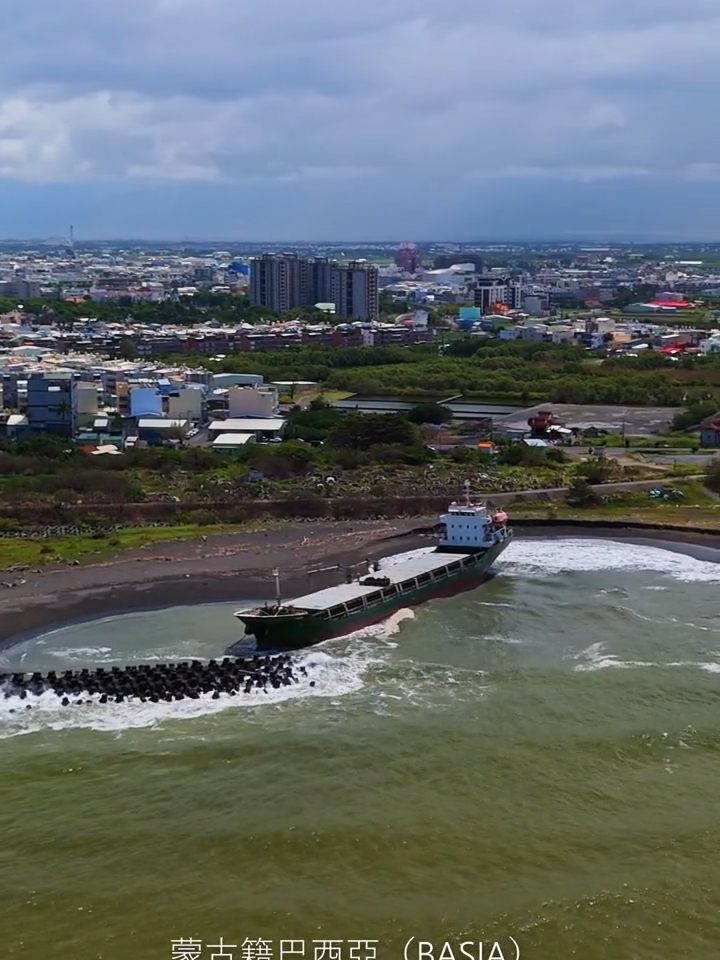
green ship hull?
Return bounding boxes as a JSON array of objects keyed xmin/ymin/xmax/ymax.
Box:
[{"xmin": 237, "ymin": 536, "xmax": 510, "ymax": 649}]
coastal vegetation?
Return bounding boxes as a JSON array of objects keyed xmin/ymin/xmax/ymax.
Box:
[
  {"xmin": 5, "ymin": 286, "xmax": 720, "ymax": 329},
  {"xmin": 169, "ymin": 340, "xmax": 720, "ymax": 406},
  {"xmin": 0, "ymin": 290, "xmax": 420, "ymax": 326},
  {"xmin": 0, "ymin": 416, "xmax": 671, "ymax": 518},
  {"xmin": 0, "ymin": 522, "xmax": 261, "ymax": 567},
  {"xmin": 0, "ymin": 479, "xmax": 715, "ymax": 570},
  {"xmin": 0, "ymin": 410, "xmax": 716, "ymax": 553}
]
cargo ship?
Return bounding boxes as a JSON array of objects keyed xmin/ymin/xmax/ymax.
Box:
[
  {"xmin": 235, "ymin": 487, "xmax": 511, "ymax": 648},
  {"xmin": 234, "ymin": 485, "xmax": 512, "ymax": 648}
]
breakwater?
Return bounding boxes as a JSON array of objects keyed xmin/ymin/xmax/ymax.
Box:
[{"xmin": 0, "ymin": 654, "xmax": 307, "ymax": 706}]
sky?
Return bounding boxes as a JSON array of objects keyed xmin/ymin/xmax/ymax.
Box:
[{"xmin": 1, "ymin": 0, "xmax": 720, "ymax": 241}]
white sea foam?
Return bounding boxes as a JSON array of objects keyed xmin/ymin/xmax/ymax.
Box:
[
  {"xmin": 1, "ymin": 539, "xmax": 716, "ymax": 737},
  {"xmin": 500, "ymin": 538, "xmax": 720, "ymax": 583},
  {"xmin": 47, "ymin": 646, "xmax": 114, "ymax": 660},
  {"xmin": 383, "ymin": 537, "xmax": 720, "ymax": 583},
  {"xmin": 0, "ymin": 609, "xmax": 417, "ymax": 740},
  {"xmin": 570, "ymin": 642, "xmax": 657, "ymax": 672},
  {"xmin": 0, "ymin": 649, "xmax": 370, "ymax": 739},
  {"xmin": 570, "ymin": 641, "xmax": 720, "ymax": 674}
]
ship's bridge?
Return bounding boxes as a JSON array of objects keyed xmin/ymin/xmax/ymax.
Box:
[{"xmin": 439, "ymin": 500, "xmax": 505, "ymax": 549}]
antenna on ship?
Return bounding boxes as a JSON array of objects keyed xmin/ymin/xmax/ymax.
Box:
[
  {"xmin": 272, "ymin": 567, "xmax": 282, "ymax": 606},
  {"xmin": 463, "ymin": 479, "xmax": 472, "ymax": 507}
]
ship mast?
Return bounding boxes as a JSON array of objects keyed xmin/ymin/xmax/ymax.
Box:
[
  {"xmin": 272, "ymin": 567, "xmax": 282, "ymax": 605},
  {"xmin": 463, "ymin": 479, "xmax": 472, "ymax": 507}
]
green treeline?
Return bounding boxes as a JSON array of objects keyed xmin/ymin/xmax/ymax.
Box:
[
  {"xmin": 0, "ymin": 290, "xmax": 412, "ymax": 326},
  {"xmin": 174, "ymin": 341, "xmax": 720, "ymax": 407},
  {"xmin": 0, "ymin": 292, "xmax": 278, "ymax": 326}
]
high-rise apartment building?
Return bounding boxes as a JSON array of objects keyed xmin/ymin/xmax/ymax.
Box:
[
  {"xmin": 310, "ymin": 257, "xmax": 334, "ymax": 305},
  {"xmin": 250, "ymin": 254, "xmax": 379, "ymax": 318},
  {"xmin": 395, "ymin": 243, "xmax": 421, "ymax": 274},
  {"xmin": 331, "ymin": 261, "xmax": 379, "ymax": 319},
  {"xmin": 249, "ymin": 254, "xmax": 302, "ymax": 313}
]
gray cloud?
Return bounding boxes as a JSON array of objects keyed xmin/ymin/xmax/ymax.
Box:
[{"xmin": 0, "ymin": 0, "xmax": 719, "ymax": 235}]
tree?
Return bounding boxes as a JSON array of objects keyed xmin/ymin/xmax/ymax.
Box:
[
  {"xmin": 406, "ymin": 402, "xmax": 453, "ymax": 426},
  {"xmin": 577, "ymin": 457, "xmax": 615, "ymax": 484},
  {"xmin": 118, "ymin": 338, "xmax": 139, "ymax": 360},
  {"xmin": 706, "ymin": 459, "xmax": 720, "ymax": 494},
  {"xmin": 326, "ymin": 413, "xmax": 421, "ymax": 450},
  {"xmin": 566, "ymin": 477, "xmax": 600, "ymax": 506},
  {"xmin": 52, "ymin": 400, "xmax": 73, "ymax": 418},
  {"xmin": 671, "ymin": 402, "xmax": 718, "ymax": 432}
]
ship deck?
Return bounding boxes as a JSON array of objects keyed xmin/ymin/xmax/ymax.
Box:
[{"xmin": 289, "ymin": 550, "xmax": 472, "ymax": 611}]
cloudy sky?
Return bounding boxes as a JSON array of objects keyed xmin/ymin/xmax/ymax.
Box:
[{"xmin": 1, "ymin": 0, "xmax": 719, "ymax": 240}]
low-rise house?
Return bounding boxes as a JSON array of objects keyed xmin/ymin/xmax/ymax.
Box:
[
  {"xmin": 208, "ymin": 417, "xmax": 285, "ymax": 441},
  {"xmin": 136, "ymin": 418, "xmax": 189, "ymax": 444},
  {"xmin": 699, "ymin": 412, "xmax": 720, "ymax": 447},
  {"xmin": 212, "ymin": 433, "xmax": 256, "ymax": 453}
]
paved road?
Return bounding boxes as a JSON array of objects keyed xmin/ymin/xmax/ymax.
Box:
[
  {"xmin": 186, "ymin": 428, "xmax": 210, "ymax": 447},
  {"xmin": 563, "ymin": 447, "xmax": 718, "ymax": 465},
  {"xmin": 637, "ymin": 454, "xmax": 718, "ymax": 466},
  {"xmin": 494, "ymin": 403, "xmax": 681, "ymax": 435}
]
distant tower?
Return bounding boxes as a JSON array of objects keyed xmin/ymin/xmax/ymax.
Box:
[
  {"xmin": 68, "ymin": 225, "xmax": 75, "ymax": 257},
  {"xmin": 395, "ymin": 243, "xmax": 421, "ymax": 274}
]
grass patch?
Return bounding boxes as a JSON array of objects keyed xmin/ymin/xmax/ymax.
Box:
[
  {"xmin": 312, "ymin": 390, "xmax": 355, "ymax": 402},
  {"xmin": 512, "ymin": 480, "xmax": 719, "ymax": 528},
  {"xmin": 0, "ymin": 522, "xmax": 269, "ymax": 570},
  {"xmin": 599, "ymin": 433, "xmax": 701, "ymax": 449}
]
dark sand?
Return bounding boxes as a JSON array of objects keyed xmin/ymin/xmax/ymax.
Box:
[{"xmin": 0, "ymin": 519, "xmax": 717, "ymax": 646}]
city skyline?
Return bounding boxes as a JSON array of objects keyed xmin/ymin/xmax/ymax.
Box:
[{"xmin": 2, "ymin": 0, "xmax": 720, "ymax": 239}]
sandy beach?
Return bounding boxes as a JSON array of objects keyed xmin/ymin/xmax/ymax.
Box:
[{"xmin": 0, "ymin": 518, "xmax": 717, "ymax": 646}]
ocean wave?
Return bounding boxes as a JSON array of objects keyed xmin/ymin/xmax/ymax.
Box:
[
  {"xmin": 0, "ymin": 609, "xmax": 417, "ymax": 740},
  {"xmin": 500, "ymin": 538, "xmax": 720, "ymax": 583},
  {"xmin": 569, "ymin": 641, "xmax": 720, "ymax": 673},
  {"xmin": 0, "ymin": 649, "xmax": 369, "ymax": 739}
]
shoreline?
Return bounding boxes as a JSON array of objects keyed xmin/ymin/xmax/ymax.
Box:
[{"xmin": 0, "ymin": 519, "xmax": 717, "ymax": 649}]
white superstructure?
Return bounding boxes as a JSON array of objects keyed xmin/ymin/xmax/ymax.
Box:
[{"xmin": 439, "ymin": 482, "xmax": 509, "ymax": 550}]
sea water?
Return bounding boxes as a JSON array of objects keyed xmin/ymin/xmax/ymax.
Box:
[{"xmin": 0, "ymin": 538, "xmax": 718, "ymax": 960}]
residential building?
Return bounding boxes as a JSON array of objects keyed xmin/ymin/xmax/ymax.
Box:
[
  {"xmin": 699, "ymin": 412, "xmax": 720, "ymax": 448},
  {"xmin": 211, "ymin": 373, "xmax": 264, "ymax": 389},
  {"xmin": 395, "ymin": 243, "xmax": 422, "ymax": 274},
  {"xmin": 136, "ymin": 418, "xmax": 189, "ymax": 444},
  {"xmin": 331, "ymin": 261, "xmax": 379, "ymax": 319},
  {"xmin": 75, "ymin": 382, "xmax": 99, "ymax": 428},
  {"xmin": 166, "ymin": 385, "xmax": 204, "ymax": 422},
  {"xmin": 208, "ymin": 417, "xmax": 285, "ymax": 441},
  {"xmin": 212, "ymin": 433, "xmax": 256, "ymax": 453},
  {"xmin": 522, "ymin": 296, "xmax": 545, "ymax": 317},
  {"xmin": 250, "ymin": 254, "xmax": 303, "ymax": 313},
  {"xmin": 249, "ymin": 254, "xmax": 331, "ymax": 312},
  {"xmin": 310, "ymin": 258, "xmax": 334, "ymax": 305},
  {"xmin": 473, "ymin": 276, "xmax": 523, "ymax": 313},
  {"xmin": 699, "ymin": 333, "xmax": 720, "ymax": 354},
  {"xmin": 250, "ymin": 254, "xmax": 378, "ymax": 318},
  {"xmin": 129, "ymin": 386, "xmax": 163, "ymax": 418},
  {"xmin": 227, "ymin": 385, "xmax": 279, "ymax": 419},
  {"xmin": 26, "ymin": 372, "xmax": 78, "ymax": 438}
]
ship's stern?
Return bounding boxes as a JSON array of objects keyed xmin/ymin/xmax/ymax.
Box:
[{"xmin": 234, "ymin": 609, "xmax": 318, "ymax": 648}]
